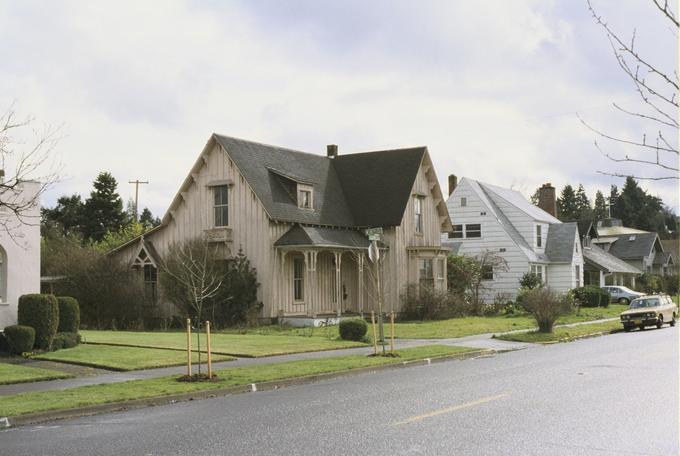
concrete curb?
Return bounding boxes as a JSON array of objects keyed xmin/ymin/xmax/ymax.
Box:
[{"xmin": 5, "ymin": 349, "xmax": 495, "ymax": 427}]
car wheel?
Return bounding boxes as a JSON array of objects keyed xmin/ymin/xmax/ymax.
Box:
[
  {"xmin": 639, "ymin": 325, "xmax": 645, "ymax": 331},
  {"xmin": 623, "ymin": 325, "xmax": 632, "ymax": 332},
  {"xmin": 619, "ymin": 298, "xmax": 629, "ymax": 305},
  {"xmin": 656, "ymin": 315, "xmax": 663, "ymax": 329},
  {"xmin": 671, "ymin": 313, "xmax": 676, "ymax": 327}
]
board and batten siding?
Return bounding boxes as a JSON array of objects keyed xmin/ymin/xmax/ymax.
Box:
[{"xmin": 445, "ymin": 178, "xmax": 529, "ymax": 302}]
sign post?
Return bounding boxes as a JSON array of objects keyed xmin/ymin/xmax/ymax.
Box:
[{"xmin": 366, "ymin": 228, "xmax": 386, "ymax": 355}]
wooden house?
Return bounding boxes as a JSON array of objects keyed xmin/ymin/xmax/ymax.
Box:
[{"xmin": 111, "ymin": 135, "xmax": 452, "ymax": 324}]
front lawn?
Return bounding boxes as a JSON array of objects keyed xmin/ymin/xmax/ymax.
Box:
[
  {"xmin": 80, "ymin": 330, "xmax": 366, "ymax": 357},
  {"xmin": 393, "ymin": 304, "xmax": 628, "ymax": 339},
  {"xmin": 495, "ymin": 320, "xmax": 623, "ymax": 344},
  {"xmin": 0, "ymin": 345, "xmax": 477, "ymax": 417},
  {"xmin": 32, "ymin": 345, "xmax": 235, "ymax": 371},
  {"xmin": 0, "ymin": 362, "xmax": 73, "ymax": 385}
]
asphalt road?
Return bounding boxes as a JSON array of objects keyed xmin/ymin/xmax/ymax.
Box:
[{"xmin": 2, "ymin": 327, "xmax": 678, "ymax": 456}]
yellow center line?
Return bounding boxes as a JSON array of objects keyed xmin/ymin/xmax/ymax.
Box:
[{"xmin": 392, "ymin": 393, "xmax": 509, "ymax": 426}]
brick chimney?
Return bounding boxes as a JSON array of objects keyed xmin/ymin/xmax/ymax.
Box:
[
  {"xmin": 448, "ymin": 174, "xmax": 458, "ymax": 196},
  {"xmin": 537, "ymin": 183, "xmax": 557, "ymax": 217},
  {"xmin": 326, "ymin": 144, "xmax": 338, "ymax": 159}
]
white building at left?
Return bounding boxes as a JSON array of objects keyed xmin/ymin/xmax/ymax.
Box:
[{"xmin": 0, "ymin": 180, "xmax": 41, "ymax": 328}]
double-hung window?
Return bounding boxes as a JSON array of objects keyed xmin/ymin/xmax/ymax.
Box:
[
  {"xmin": 213, "ymin": 185, "xmax": 229, "ymax": 227},
  {"xmin": 449, "ymin": 224, "xmax": 463, "ymax": 239},
  {"xmin": 297, "ymin": 184, "xmax": 313, "ymax": 209},
  {"xmin": 293, "ymin": 257, "xmax": 305, "ymax": 301},
  {"xmin": 419, "ymin": 258, "xmax": 434, "ymax": 292},
  {"xmin": 465, "ymin": 224, "xmax": 481, "ymax": 238},
  {"xmin": 536, "ymin": 225, "xmax": 542, "ymax": 248},
  {"xmin": 530, "ymin": 264, "xmax": 546, "ymax": 283},
  {"xmin": 414, "ymin": 196, "xmax": 423, "ymax": 233},
  {"xmin": 143, "ymin": 265, "xmax": 158, "ymax": 304}
]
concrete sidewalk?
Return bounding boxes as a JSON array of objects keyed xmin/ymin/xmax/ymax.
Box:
[{"xmin": 0, "ymin": 317, "xmax": 618, "ymax": 396}]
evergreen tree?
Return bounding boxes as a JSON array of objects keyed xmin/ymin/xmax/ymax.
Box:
[
  {"xmin": 609, "ymin": 185, "xmax": 622, "ymax": 220},
  {"xmin": 593, "ymin": 190, "xmax": 608, "ymax": 220},
  {"xmin": 557, "ymin": 185, "xmax": 578, "ymax": 221},
  {"xmin": 574, "ymin": 184, "xmax": 592, "ymax": 220},
  {"xmin": 529, "ymin": 188, "xmax": 540, "ymax": 206},
  {"xmin": 41, "ymin": 194, "xmax": 85, "ymax": 235},
  {"xmin": 617, "ymin": 177, "xmax": 666, "ymax": 234},
  {"xmin": 139, "ymin": 207, "xmax": 161, "ymax": 229},
  {"xmin": 82, "ymin": 172, "xmax": 127, "ymax": 242}
]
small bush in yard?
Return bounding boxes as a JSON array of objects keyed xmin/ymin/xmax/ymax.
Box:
[
  {"xmin": 339, "ymin": 319, "xmax": 368, "ymax": 341},
  {"xmin": 57, "ymin": 296, "xmax": 80, "ymax": 333},
  {"xmin": 572, "ymin": 286, "xmax": 609, "ymax": 308},
  {"xmin": 521, "ymin": 288, "xmax": 572, "ymax": 333},
  {"xmin": 4, "ymin": 325, "xmax": 36, "ymax": 354},
  {"xmin": 18, "ymin": 294, "xmax": 59, "ymax": 350},
  {"xmin": 0, "ymin": 331, "xmax": 8, "ymax": 353},
  {"xmin": 51, "ymin": 332, "xmax": 81, "ymax": 350}
]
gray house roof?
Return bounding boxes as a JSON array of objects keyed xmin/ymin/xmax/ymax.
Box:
[
  {"xmin": 215, "ymin": 135, "xmax": 432, "ymax": 228},
  {"xmin": 583, "ymin": 244, "xmax": 641, "ymax": 274},
  {"xmin": 545, "ymin": 222, "xmax": 578, "ymax": 263},
  {"xmin": 605, "ymin": 232, "xmax": 661, "ymax": 260},
  {"xmin": 653, "ymin": 251, "xmax": 674, "ymax": 266},
  {"xmin": 478, "ymin": 181, "xmax": 561, "ymax": 224},
  {"xmin": 274, "ymin": 225, "xmax": 370, "ymax": 249}
]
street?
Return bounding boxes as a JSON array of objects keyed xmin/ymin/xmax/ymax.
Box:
[{"xmin": 2, "ymin": 328, "xmax": 678, "ymax": 456}]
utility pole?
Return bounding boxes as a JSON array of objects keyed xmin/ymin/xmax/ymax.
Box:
[{"xmin": 129, "ymin": 179, "xmax": 149, "ymax": 221}]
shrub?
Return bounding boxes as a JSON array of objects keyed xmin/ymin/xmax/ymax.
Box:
[
  {"xmin": 52, "ymin": 332, "xmax": 81, "ymax": 350},
  {"xmin": 4, "ymin": 325, "xmax": 36, "ymax": 354},
  {"xmin": 572, "ymin": 286, "xmax": 609, "ymax": 308},
  {"xmin": 18, "ymin": 294, "xmax": 59, "ymax": 350},
  {"xmin": 521, "ymin": 288, "xmax": 572, "ymax": 333},
  {"xmin": 662, "ymin": 274, "xmax": 679, "ymax": 295},
  {"xmin": 399, "ymin": 285, "xmax": 471, "ymax": 320},
  {"xmin": 636, "ymin": 273, "xmax": 664, "ymax": 294},
  {"xmin": 57, "ymin": 296, "xmax": 80, "ymax": 333},
  {"xmin": 339, "ymin": 319, "xmax": 368, "ymax": 341},
  {"xmin": 519, "ymin": 272, "xmax": 543, "ymax": 290}
]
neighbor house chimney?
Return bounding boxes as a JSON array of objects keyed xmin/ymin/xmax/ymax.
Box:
[
  {"xmin": 537, "ymin": 182, "xmax": 557, "ymax": 217},
  {"xmin": 448, "ymin": 175, "xmax": 458, "ymax": 196},
  {"xmin": 326, "ymin": 144, "xmax": 338, "ymax": 159}
]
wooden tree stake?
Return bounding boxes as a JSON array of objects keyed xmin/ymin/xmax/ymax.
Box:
[
  {"xmin": 371, "ymin": 311, "xmax": 378, "ymax": 355},
  {"xmin": 186, "ymin": 318, "xmax": 192, "ymax": 377},
  {"xmin": 206, "ymin": 320, "xmax": 212, "ymax": 379}
]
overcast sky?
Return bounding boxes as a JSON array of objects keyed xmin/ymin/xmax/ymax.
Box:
[{"xmin": 1, "ymin": 0, "xmax": 677, "ymax": 218}]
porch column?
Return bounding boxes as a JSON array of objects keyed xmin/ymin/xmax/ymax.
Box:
[
  {"xmin": 304, "ymin": 251, "xmax": 317, "ymax": 317},
  {"xmin": 357, "ymin": 252, "xmax": 364, "ymax": 316},
  {"xmin": 278, "ymin": 250, "xmax": 288, "ymax": 317},
  {"xmin": 599, "ymin": 271, "xmax": 605, "ymax": 287},
  {"xmin": 630, "ymin": 275, "xmax": 636, "ymax": 289},
  {"xmin": 334, "ymin": 251, "xmax": 342, "ymax": 316}
]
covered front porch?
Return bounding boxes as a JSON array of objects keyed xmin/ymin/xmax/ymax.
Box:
[
  {"xmin": 272, "ymin": 225, "xmax": 382, "ymax": 320},
  {"xmin": 583, "ymin": 244, "xmax": 641, "ymax": 288}
]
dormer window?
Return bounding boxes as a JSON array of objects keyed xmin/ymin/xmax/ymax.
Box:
[{"xmin": 297, "ymin": 184, "xmax": 313, "ymax": 209}]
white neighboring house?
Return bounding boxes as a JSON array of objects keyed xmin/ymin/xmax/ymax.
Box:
[
  {"xmin": 0, "ymin": 180, "xmax": 41, "ymax": 329},
  {"xmin": 441, "ymin": 176, "xmax": 584, "ymax": 302}
]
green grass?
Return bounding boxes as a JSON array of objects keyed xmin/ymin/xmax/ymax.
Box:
[
  {"xmin": 0, "ymin": 345, "xmax": 477, "ymax": 417},
  {"xmin": 0, "ymin": 362, "xmax": 74, "ymax": 385},
  {"xmin": 495, "ymin": 320, "xmax": 623, "ymax": 344},
  {"xmin": 31, "ymin": 345, "xmax": 235, "ymax": 371},
  {"xmin": 80, "ymin": 330, "xmax": 366, "ymax": 357},
  {"xmin": 393, "ymin": 305, "xmax": 628, "ymax": 339}
]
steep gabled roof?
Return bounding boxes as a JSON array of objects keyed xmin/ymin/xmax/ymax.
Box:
[
  {"xmin": 653, "ymin": 251, "xmax": 674, "ymax": 266},
  {"xmin": 215, "ymin": 134, "xmax": 355, "ymax": 227},
  {"xmin": 606, "ymin": 232, "xmax": 662, "ymax": 259},
  {"xmin": 478, "ymin": 181, "xmax": 560, "ymax": 224},
  {"xmin": 545, "ymin": 222, "xmax": 578, "ymax": 263},
  {"xmin": 583, "ymin": 244, "xmax": 641, "ymax": 274},
  {"xmin": 332, "ymin": 147, "xmax": 427, "ymax": 227}
]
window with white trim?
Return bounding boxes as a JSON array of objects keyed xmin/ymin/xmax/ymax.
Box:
[
  {"xmin": 213, "ymin": 185, "xmax": 229, "ymax": 227},
  {"xmin": 449, "ymin": 225, "xmax": 463, "ymax": 239},
  {"xmin": 419, "ymin": 258, "xmax": 434, "ymax": 292},
  {"xmin": 297, "ymin": 184, "xmax": 313, "ymax": 209},
  {"xmin": 481, "ymin": 265, "xmax": 493, "ymax": 281},
  {"xmin": 414, "ymin": 196, "xmax": 423, "ymax": 233},
  {"xmin": 535, "ymin": 225, "xmax": 542, "ymax": 248},
  {"xmin": 293, "ymin": 257, "xmax": 305, "ymax": 301},
  {"xmin": 465, "ymin": 224, "xmax": 481, "ymax": 238},
  {"xmin": 460, "ymin": 197, "xmax": 467, "ymax": 207},
  {"xmin": 143, "ymin": 264, "xmax": 158, "ymax": 305},
  {"xmin": 530, "ymin": 264, "xmax": 546, "ymax": 283}
]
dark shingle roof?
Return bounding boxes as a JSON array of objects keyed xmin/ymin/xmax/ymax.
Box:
[
  {"xmin": 653, "ymin": 251, "xmax": 673, "ymax": 266},
  {"xmin": 583, "ymin": 244, "xmax": 641, "ymax": 274},
  {"xmin": 606, "ymin": 232, "xmax": 660, "ymax": 259},
  {"xmin": 214, "ymin": 135, "xmax": 426, "ymax": 228},
  {"xmin": 274, "ymin": 225, "xmax": 370, "ymax": 248},
  {"xmin": 332, "ymin": 148, "xmax": 426, "ymax": 227},
  {"xmin": 545, "ymin": 222, "xmax": 577, "ymax": 263}
]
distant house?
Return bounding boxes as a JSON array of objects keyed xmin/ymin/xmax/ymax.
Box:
[
  {"xmin": 111, "ymin": 135, "xmax": 452, "ymax": 324},
  {"xmin": 0, "ymin": 180, "xmax": 41, "ymax": 328},
  {"xmin": 442, "ymin": 178, "xmax": 583, "ymax": 302},
  {"xmin": 577, "ymin": 221, "xmax": 641, "ymax": 287}
]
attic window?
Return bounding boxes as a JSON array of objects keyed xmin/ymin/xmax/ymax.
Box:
[
  {"xmin": 460, "ymin": 197, "xmax": 467, "ymax": 207},
  {"xmin": 297, "ymin": 184, "xmax": 313, "ymax": 210}
]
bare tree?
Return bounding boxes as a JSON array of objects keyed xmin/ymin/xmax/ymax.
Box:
[
  {"xmin": 159, "ymin": 238, "xmax": 223, "ymax": 375},
  {"xmin": 0, "ymin": 105, "xmax": 62, "ymax": 235},
  {"xmin": 580, "ymin": 0, "xmax": 678, "ymax": 180}
]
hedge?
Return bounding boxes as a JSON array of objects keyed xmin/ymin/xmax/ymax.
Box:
[
  {"xmin": 4, "ymin": 325, "xmax": 36, "ymax": 354},
  {"xmin": 57, "ymin": 296, "xmax": 80, "ymax": 333},
  {"xmin": 339, "ymin": 318, "xmax": 368, "ymax": 341},
  {"xmin": 52, "ymin": 332, "xmax": 81, "ymax": 350},
  {"xmin": 573, "ymin": 286, "xmax": 610, "ymax": 308},
  {"xmin": 18, "ymin": 294, "xmax": 59, "ymax": 350}
]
